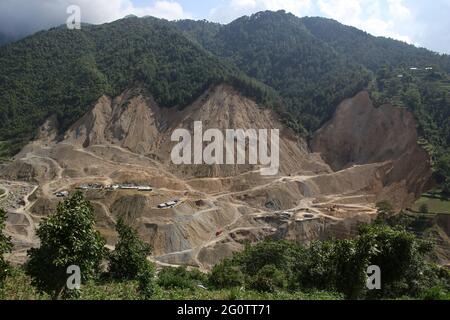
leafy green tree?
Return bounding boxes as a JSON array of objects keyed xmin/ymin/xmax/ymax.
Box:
[
  {"xmin": 0, "ymin": 208, "xmax": 12, "ymax": 286},
  {"xmin": 137, "ymin": 262, "xmax": 156, "ymax": 300},
  {"xmin": 294, "ymin": 241, "xmax": 336, "ymax": 290},
  {"xmin": 208, "ymin": 259, "xmax": 244, "ymax": 289},
  {"xmin": 332, "ymin": 238, "xmax": 373, "ymax": 299},
  {"xmin": 26, "ymin": 192, "xmax": 106, "ymax": 299},
  {"xmin": 109, "ymin": 218, "xmax": 152, "ymax": 280},
  {"xmin": 359, "ymin": 224, "xmax": 432, "ymax": 298},
  {"xmin": 108, "ymin": 218, "xmax": 157, "ymax": 299},
  {"xmin": 293, "ymin": 223, "xmax": 439, "ymax": 299}
]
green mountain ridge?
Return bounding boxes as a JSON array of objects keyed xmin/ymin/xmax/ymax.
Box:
[
  {"xmin": 176, "ymin": 11, "xmax": 371, "ymax": 133},
  {"xmin": 0, "ymin": 16, "xmax": 277, "ymax": 155},
  {"xmin": 175, "ymin": 10, "xmax": 450, "ymax": 191},
  {"xmin": 0, "ymin": 11, "xmax": 449, "ymax": 190}
]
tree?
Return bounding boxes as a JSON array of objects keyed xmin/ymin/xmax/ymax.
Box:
[
  {"xmin": 332, "ymin": 238, "xmax": 372, "ymax": 299},
  {"xmin": 26, "ymin": 192, "xmax": 106, "ymax": 299},
  {"xmin": 109, "ymin": 218, "xmax": 152, "ymax": 280},
  {"xmin": 108, "ymin": 218, "xmax": 157, "ymax": 299},
  {"xmin": 0, "ymin": 208, "xmax": 12, "ymax": 286},
  {"xmin": 137, "ymin": 262, "xmax": 156, "ymax": 300},
  {"xmin": 233, "ymin": 240, "xmax": 301, "ymax": 277},
  {"xmin": 358, "ymin": 224, "xmax": 432, "ymax": 298}
]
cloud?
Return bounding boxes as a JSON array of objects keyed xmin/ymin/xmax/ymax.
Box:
[
  {"xmin": 402, "ymin": 0, "xmax": 450, "ymax": 54},
  {"xmin": 0, "ymin": 0, "xmax": 190, "ymax": 38},
  {"xmin": 317, "ymin": 0, "xmax": 413, "ymax": 43},
  {"xmin": 210, "ymin": 0, "xmax": 311, "ymax": 23},
  {"xmin": 209, "ymin": 0, "xmax": 421, "ymax": 46}
]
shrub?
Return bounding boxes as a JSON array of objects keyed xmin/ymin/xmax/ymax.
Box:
[
  {"xmin": 209, "ymin": 259, "xmax": 245, "ymax": 289},
  {"xmin": 138, "ymin": 262, "xmax": 156, "ymax": 300},
  {"xmin": 420, "ymin": 286, "xmax": 450, "ymax": 300},
  {"xmin": 233, "ymin": 240, "xmax": 302, "ymax": 277},
  {"xmin": 248, "ymin": 265, "xmax": 286, "ymax": 293},
  {"xmin": 158, "ymin": 266, "xmax": 207, "ymax": 290}
]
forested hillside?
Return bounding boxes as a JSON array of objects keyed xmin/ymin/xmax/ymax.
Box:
[
  {"xmin": 177, "ymin": 11, "xmax": 371, "ymax": 134},
  {"xmin": 175, "ymin": 11, "xmax": 450, "ymax": 191},
  {"xmin": 0, "ymin": 16, "xmax": 277, "ymax": 156},
  {"xmin": 0, "ymin": 11, "xmax": 449, "ymax": 190},
  {"xmin": 302, "ymin": 17, "xmax": 450, "ymax": 73}
]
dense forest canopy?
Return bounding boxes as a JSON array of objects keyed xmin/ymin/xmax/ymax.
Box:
[
  {"xmin": 301, "ymin": 17, "xmax": 450, "ymax": 73},
  {"xmin": 0, "ymin": 16, "xmax": 277, "ymax": 155},
  {"xmin": 176, "ymin": 11, "xmax": 372, "ymax": 134},
  {"xmin": 0, "ymin": 11, "xmax": 449, "ymax": 189}
]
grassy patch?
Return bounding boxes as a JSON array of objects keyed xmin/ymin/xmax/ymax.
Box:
[
  {"xmin": 0, "ymin": 269, "xmax": 49, "ymax": 300},
  {"xmin": 412, "ymin": 190, "xmax": 450, "ymax": 214},
  {"xmin": 0, "ymin": 268, "xmax": 343, "ymax": 301}
]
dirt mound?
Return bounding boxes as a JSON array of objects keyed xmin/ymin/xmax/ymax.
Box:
[
  {"xmin": 312, "ymin": 91, "xmax": 432, "ymax": 208},
  {"xmin": 156, "ymin": 85, "xmax": 330, "ymax": 178},
  {"xmin": 65, "ymin": 88, "xmax": 163, "ymax": 154},
  {"xmin": 0, "ymin": 161, "xmax": 38, "ymax": 182}
]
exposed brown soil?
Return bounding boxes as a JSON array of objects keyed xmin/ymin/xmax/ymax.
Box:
[{"xmin": 0, "ymin": 86, "xmax": 436, "ymax": 269}]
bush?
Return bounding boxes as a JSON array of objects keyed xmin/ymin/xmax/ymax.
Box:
[
  {"xmin": 137, "ymin": 263, "xmax": 156, "ymax": 300},
  {"xmin": 294, "ymin": 241, "xmax": 336, "ymax": 291},
  {"xmin": 209, "ymin": 259, "xmax": 245, "ymax": 289},
  {"xmin": 233, "ymin": 241, "xmax": 302, "ymax": 278},
  {"xmin": 158, "ymin": 266, "xmax": 207, "ymax": 290},
  {"xmin": 420, "ymin": 286, "xmax": 450, "ymax": 300},
  {"xmin": 248, "ymin": 265, "xmax": 286, "ymax": 293}
]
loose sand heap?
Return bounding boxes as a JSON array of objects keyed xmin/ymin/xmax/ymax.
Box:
[{"xmin": 0, "ymin": 86, "xmax": 436, "ymax": 270}]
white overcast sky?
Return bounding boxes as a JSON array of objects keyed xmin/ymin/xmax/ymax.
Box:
[{"xmin": 0, "ymin": 0, "xmax": 449, "ymax": 54}]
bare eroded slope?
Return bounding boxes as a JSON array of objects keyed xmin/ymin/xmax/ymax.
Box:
[{"xmin": 1, "ymin": 86, "xmax": 434, "ymax": 268}]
